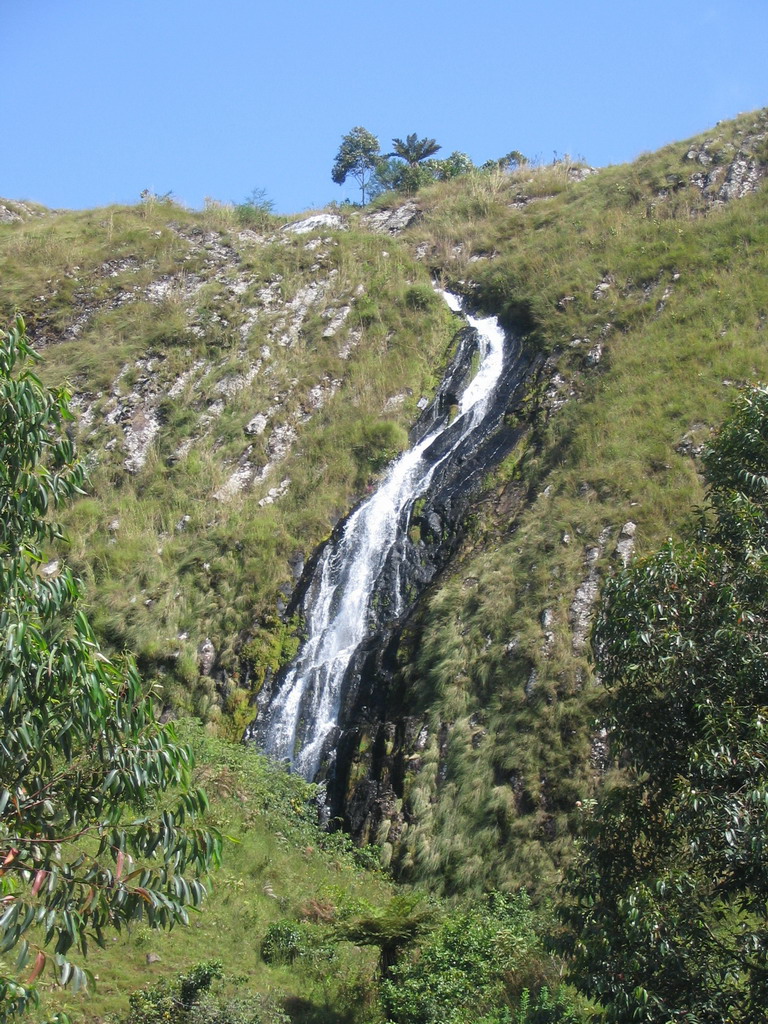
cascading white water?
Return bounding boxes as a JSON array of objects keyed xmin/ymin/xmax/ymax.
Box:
[{"xmin": 261, "ymin": 294, "xmax": 507, "ymax": 779}]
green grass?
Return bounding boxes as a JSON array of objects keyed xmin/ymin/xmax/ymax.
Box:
[
  {"xmin": 333, "ymin": 108, "xmax": 768, "ymax": 894},
  {"xmin": 0, "ymin": 201, "xmax": 458, "ymax": 721},
  {"xmin": 32, "ymin": 723, "xmax": 391, "ymax": 1023}
]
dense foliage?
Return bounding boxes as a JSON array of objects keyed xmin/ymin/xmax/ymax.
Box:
[
  {"xmin": 561, "ymin": 385, "xmax": 768, "ymax": 1022},
  {"xmin": 0, "ymin": 319, "xmax": 220, "ymax": 1017},
  {"xmin": 332, "ymin": 126, "xmax": 475, "ymax": 200},
  {"xmin": 381, "ymin": 893, "xmax": 581, "ymax": 1024},
  {"xmin": 115, "ymin": 959, "xmax": 291, "ymax": 1024}
]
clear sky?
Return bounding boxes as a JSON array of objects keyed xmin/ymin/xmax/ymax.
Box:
[{"xmin": 2, "ymin": 0, "xmax": 767, "ymax": 215}]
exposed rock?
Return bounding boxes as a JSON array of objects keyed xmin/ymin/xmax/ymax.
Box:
[
  {"xmin": 322, "ymin": 305, "xmax": 351, "ymax": 337},
  {"xmin": 0, "ymin": 203, "xmax": 23, "ymax": 223},
  {"xmin": 274, "ymin": 279, "xmax": 331, "ymax": 347},
  {"xmin": 146, "ymin": 275, "xmax": 188, "ymax": 302},
  {"xmin": 590, "ymin": 727, "xmax": 610, "ymax": 772},
  {"xmin": 364, "ymin": 201, "xmax": 419, "ymax": 235},
  {"xmin": 383, "ymin": 391, "xmax": 411, "ymax": 412},
  {"xmin": 258, "ymin": 478, "xmax": 291, "ymax": 507},
  {"xmin": 541, "ymin": 609, "xmax": 555, "ymax": 656},
  {"xmin": 304, "ymin": 377, "xmax": 342, "ymax": 413},
  {"xmin": 338, "ymin": 327, "xmax": 362, "ymax": 360},
  {"xmin": 41, "ymin": 560, "xmax": 60, "ymax": 578},
  {"xmin": 569, "ymin": 527, "xmax": 612, "ymax": 653},
  {"xmin": 283, "ymin": 214, "xmax": 346, "ymax": 235},
  {"xmin": 214, "ymin": 453, "xmax": 257, "ymax": 501},
  {"xmin": 585, "ymin": 343, "xmax": 603, "ymax": 367},
  {"xmin": 108, "ymin": 403, "xmax": 161, "ymax": 474},
  {"xmin": 198, "ymin": 638, "xmax": 216, "ymax": 676},
  {"xmin": 592, "ymin": 276, "xmax": 613, "ymax": 301},
  {"xmin": 213, "ymin": 361, "xmax": 263, "ymax": 399},
  {"xmin": 676, "ymin": 422, "xmax": 711, "ymax": 458},
  {"xmin": 568, "ymin": 166, "xmax": 597, "ymax": 182},
  {"xmin": 237, "ymin": 228, "xmax": 269, "ymax": 245},
  {"xmin": 167, "ymin": 360, "xmax": 207, "ymax": 398},
  {"xmin": 614, "ymin": 521, "xmax": 637, "ymax": 567},
  {"xmin": 509, "ymin": 193, "xmax": 557, "ymax": 210},
  {"xmin": 0, "ymin": 200, "xmax": 41, "ymax": 222},
  {"xmin": 685, "ymin": 121, "xmax": 768, "ymax": 206},
  {"xmin": 543, "ymin": 371, "xmax": 574, "ymax": 414},
  {"xmin": 264, "ymin": 423, "xmax": 297, "ymax": 464},
  {"xmin": 245, "ymin": 413, "xmax": 268, "ymax": 436},
  {"xmin": 717, "ymin": 156, "xmax": 764, "ymax": 201}
]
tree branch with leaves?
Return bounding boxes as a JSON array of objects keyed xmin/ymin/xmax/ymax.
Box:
[{"xmin": 0, "ymin": 318, "xmax": 221, "ymax": 1018}]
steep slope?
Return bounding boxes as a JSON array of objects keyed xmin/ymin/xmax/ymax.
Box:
[
  {"xmin": 2, "ymin": 109, "xmax": 768, "ymax": 898},
  {"xmin": 339, "ymin": 109, "xmax": 768, "ymax": 892},
  {"xmin": 0, "ymin": 199, "xmax": 454, "ymax": 730}
]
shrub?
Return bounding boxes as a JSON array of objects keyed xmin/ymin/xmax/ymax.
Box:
[
  {"xmin": 404, "ymin": 284, "xmax": 437, "ymax": 310},
  {"xmin": 235, "ymin": 188, "xmax": 276, "ymax": 230},
  {"xmin": 353, "ymin": 419, "xmax": 410, "ymax": 477},
  {"xmin": 122, "ymin": 960, "xmax": 223, "ymax": 1024},
  {"xmin": 260, "ymin": 920, "xmax": 311, "ymax": 965}
]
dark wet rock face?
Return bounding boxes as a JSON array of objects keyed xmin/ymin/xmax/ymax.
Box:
[{"xmin": 249, "ymin": 299, "xmax": 537, "ymax": 836}]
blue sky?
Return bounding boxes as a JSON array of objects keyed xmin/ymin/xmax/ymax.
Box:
[{"xmin": 2, "ymin": 0, "xmax": 767, "ymax": 215}]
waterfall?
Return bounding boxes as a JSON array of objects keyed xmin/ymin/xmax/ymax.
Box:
[{"xmin": 255, "ymin": 294, "xmax": 508, "ymax": 780}]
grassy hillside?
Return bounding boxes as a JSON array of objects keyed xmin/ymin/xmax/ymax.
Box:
[
  {"xmin": 27, "ymin": 723, "xmax": 389, "ymax": 1023},
  {"xmin": 340, "ymin": 109, "xmax": 768, "ymax": 893},
  {"xmin": 27, "ymin": 725, "xmax": 576, "ymax": 1024},
  {"xmin": 0, "ymin": 198, "xmax": 455, "ymax": 730},
  {"xmin": 2, "ymin": 108, "xmax": 767, "ymax": 907}
]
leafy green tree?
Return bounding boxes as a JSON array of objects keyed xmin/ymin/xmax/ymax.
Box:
[
  {"xmin": 335, "ymin": 893, "xmax": 434, "ymax": 979},
  {"xmin": 372, "ymin": 148, "xmax": 472, "ymax": 197},
  {"xmin": 0, "ymin": 318, "xmax": 221, "ymax": 1018},
  {"xmin": 432, "ymin": 150, "xmax": 474, "ymax": 180},
  {"xmin": 375, "ymin": 134, "xmax": 443, "ymax": 196},
  {"xmin": 381, "ymin": 893, "xmax": 580, "ymax": 1024},
  {"xmin": 560, "ymin": 385, "xmax": 768, "ymax": 1022},
  {"xmin": 388, "ymin": 133, "xmax": 442, "ymax": 167},
  {"xmin": 331, "ymin": 126, "xmax": 381, "ymax": 204}
]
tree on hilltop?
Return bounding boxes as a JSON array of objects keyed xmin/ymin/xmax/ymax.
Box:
[
  {"xmin": 0, "ymin": 317, "xmax": 221, "ymax": 1017},
  {"xmin": 331, "ymin": 126, "xmax": 381, "ymax": 205},
  {"xmin": 387, "ymin": 133, "xmax": 441, "ymax": 166}
]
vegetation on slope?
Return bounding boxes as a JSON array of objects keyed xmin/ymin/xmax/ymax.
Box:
[
  {"xmin": 29, "ymin": 722, "xmax": 579, "ymax": 1024},
  {"xmin": 3, "ymin": 110, "xmax": 767, "ymax": 905},
  {"xmin": 4, "ymin": 109, "xmax": 768, "ymax": 1023},
  {"xmin": 0, "ymin": 319, "xmax": 219, "ymax": 1019},
  {"xmin": 560, "ymin": 385, "xmax": 768, "ymax": 1023},
  {"xmin": 360, "ymin": 108, "xmax": 768, "ymax": 893},
  {"xmin": 0, "ymin": 197, "xmax": 456, "ymax": 728}
]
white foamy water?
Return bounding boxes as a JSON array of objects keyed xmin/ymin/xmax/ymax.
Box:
[{"xmin": 261, "ymin": 294, "xmax": 507, "ymax": 778}]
